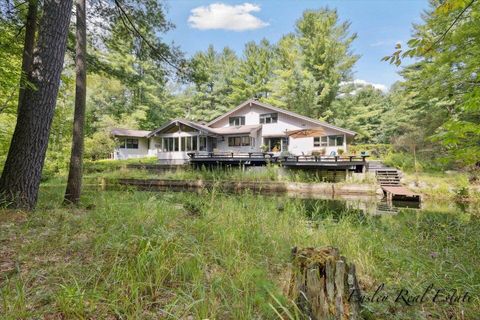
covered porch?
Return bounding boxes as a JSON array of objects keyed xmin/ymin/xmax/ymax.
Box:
[{"xmin": 148, "ymin": 119, "xmax": 220, "ymax": 165}]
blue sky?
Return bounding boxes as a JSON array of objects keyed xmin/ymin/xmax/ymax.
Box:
[{"xmin": 162, "ymin": 0, "xmax": 430, "ymax": 90}]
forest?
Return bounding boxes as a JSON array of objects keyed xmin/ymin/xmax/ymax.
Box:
[
  {"xmin": 1, "ymin": 1, "xmax": 480, "ymax": 318},
  {"xmin": 0, "ymin": 0, "xmax": 479, "ymax": 208}
]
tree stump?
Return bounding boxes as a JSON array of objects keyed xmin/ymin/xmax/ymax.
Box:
[{"xmin": 288, "ymin": 246, "xmax": 362, "ymax": 320}]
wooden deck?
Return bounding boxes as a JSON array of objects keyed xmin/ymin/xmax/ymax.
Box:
[
  {"xmin": 280, "ymin": 155, "xmax": 368, "ymax": 172},
  {"xmin": 187, "ymin": 152, "xmax": 368, "ymax": 171},
  {"xmin": 187, "ymin": 152, "xmax": 275, "ymax": 166},
  {"xmin": 381, "ymin": 186, "xmax": 421, "ymax": 202}
]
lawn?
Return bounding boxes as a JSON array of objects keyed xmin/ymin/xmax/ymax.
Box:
[{"xmin": 1, "ymin": 186, "xmax": 478, "ymax": 319}]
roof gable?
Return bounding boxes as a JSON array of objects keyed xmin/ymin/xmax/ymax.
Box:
[
  {"xmin": 206, "ymin": 99, "xmax": 356, "ymax": 136},
  {"xmin": 148, "ymin": 119, "xmax": 219, "ymax": 137}
]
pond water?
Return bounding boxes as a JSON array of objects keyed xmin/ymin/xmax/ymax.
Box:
[{"xmin": 40, "ymin": 182, "xmax": 477, "ymax": 217}]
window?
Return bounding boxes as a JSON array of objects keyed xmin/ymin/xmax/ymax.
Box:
[
  {"xmin": 228, "ymin": 136, "xmax": 252, "ymax": 147},
  {"xmin": 259, "ymin": 113, "xmax": 278, "ymax": 124},
  {"xmin": 180, "ymin": 136, "xmax": 198, "ymax": 152},
  {"xmin": 313, "ymin": 135, "xmax": 344, "ymax": 147},
  {"xmin": 336, "ymin": 135, "xmax": 344, "ymax": 146},
  {"xmin": 199, "ymin": 136, "xmax": 207, "ymax": 151},
  {"xmin": 229, "ymin": 116, "xmax": 245, "ymax": 126},
  {"xmin": 162, "ymin": 137, "xmax": 179, "ymax": 152},
  {"xmin": 119, "ymin": 138, "xmax": 139, "ymax": 149}
]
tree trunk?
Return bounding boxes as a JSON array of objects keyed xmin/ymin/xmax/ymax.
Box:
[
  {"xmin": 17, "ymin": 0, "xmax": 38, "ymax": 110},
  {"xmin": 0, "ymin": 0, "xmax": 74, "ymax": 210},
  {"xmin": 64, "ymin": 0, "xmax": 87, "ymax": 204}
]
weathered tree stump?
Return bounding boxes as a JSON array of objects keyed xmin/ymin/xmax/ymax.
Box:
[{"xmin": 288, "ymin": 246, "xmax": 362, "ymax": 320}]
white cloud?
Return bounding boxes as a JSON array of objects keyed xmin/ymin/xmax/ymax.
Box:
[
  {"xmin": 188, "ymin": 2, "xmax": 269, "ymax": 31},
  {"xmin": 352, "ymin": 79, "xmax": 388, "ymax": 92},
  {"xmin": 340, "ymin": 79, "xmax": 389, "ymax": 94},
  {"xmin": 370, "ymin": 40, "xmax": 403, "ymax": 47}
]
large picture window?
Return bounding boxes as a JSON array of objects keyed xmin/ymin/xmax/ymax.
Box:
[
  {"xmin": 199, "ymin": 136, "xmax": 207, "ymax": 151},
  {"xmin": 119, "ymin": 138, "xmax": 139, "ymax": 149},
  {"xmin": 228, "ymin": 136, "xmax": 252, "ymax": 147},
  {"xmin": 314, "ymin": 135, "xmax": 344, "ymax": 147},
  {"xmin": 180, "ymin": 136, "xmax": 198, "ymax": 152},
  {"xmin": 229, "ymin": 116, "xmax": 245, "ymax": 126},
  {"xmin": 259, "ymin": 113, "xmax": 278, "ymax": 124},
  {"xmin": 162, "ymin": 137, "xmax": 179, "ymax": 152}
]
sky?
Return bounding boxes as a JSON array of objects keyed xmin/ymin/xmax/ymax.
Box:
[{"xmin": 162, "ymin": 0, "xmax": 430, "ymax": 91}]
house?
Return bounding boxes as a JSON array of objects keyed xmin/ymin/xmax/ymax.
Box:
[{"xmin": 111, "ymin": 99, "xmax": 356, "ymax": 164}]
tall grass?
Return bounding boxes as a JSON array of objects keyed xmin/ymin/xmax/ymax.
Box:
[{"xmin": 1, "ymin": 188, "xmax": 478, "ymax": 319}]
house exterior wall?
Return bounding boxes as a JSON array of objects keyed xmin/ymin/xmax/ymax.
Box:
[
  {"xmin": 113, "ymin": 137, "xmax": 150, "ymax": 160},
  {"xmin": 215, "ymin": 129, "xmax": 262, "ymax": 153},
  {"xmin": 210, "ymin": 104, "xmax": 348, "ymax": 155},
  {"xmin": 288, "ymin": 134, "xmax": 348, "ymax": 156}
]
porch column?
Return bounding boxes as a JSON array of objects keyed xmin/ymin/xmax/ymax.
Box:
[
  {"xmin": 197, "ymin": 134, "xmax": 200, "ymax": 151},
  {"xmin": 343, "ymin": 134, "xmax": 347, "ymax": 153}
]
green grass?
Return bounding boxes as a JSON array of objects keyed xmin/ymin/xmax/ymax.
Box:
[{"xmin": 1, "ymin": 187, "xmax": 479, "ymax": 319}]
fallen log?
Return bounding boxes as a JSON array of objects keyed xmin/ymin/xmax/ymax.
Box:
[{"xmin": 289, "ymin": 246, "xmax": 362, "ymax": 319}]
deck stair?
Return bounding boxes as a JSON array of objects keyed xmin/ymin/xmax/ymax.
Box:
[
  {"xmin": 376, "ymin": 169, "xmax": 401, "ymax": 186},
  {"xmin": 369, "ymin": 161, "xmax": 421, "ymax": 202}
]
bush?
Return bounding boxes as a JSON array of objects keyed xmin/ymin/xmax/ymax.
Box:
[{"xmin": 349, "ymin": 144, "xmax": 392, "ymax": 159}]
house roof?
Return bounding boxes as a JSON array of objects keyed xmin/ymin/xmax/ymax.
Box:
[
  {"xmin": 111, "ymin": 128, "xmax": 151, "ymax": 137},
  {"xmin": 207, "ymin": 99, "xmax": 356, "ymax": 136},
  {"xmin": 211, "ymin": 124, "xmax": 261, "ymax": 135},
  {"xmin": 147, "ymin": 119, "xmax": 219, "ymax": 137}
]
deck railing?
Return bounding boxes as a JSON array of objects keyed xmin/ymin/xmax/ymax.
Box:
[
  {"xmin": 187, "ymin": 152, "xmax": 368, "ymax": 163},
  {"xmin": 187, "ymin": 152, "xmax": 275, "ymax": 159},
  {"xmin": 281, "ymin": 155, "xmax": 368, "ymax": 163}
]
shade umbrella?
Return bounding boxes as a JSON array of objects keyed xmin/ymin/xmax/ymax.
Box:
[{"xmin": 287, "ymin": 127, "xmax": 325, "ymax": 138}]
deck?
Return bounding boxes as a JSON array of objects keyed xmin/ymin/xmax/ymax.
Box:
[
  {"xmin": 374, "ymin": 167, "xmax": 421, "ymax": 202},
  {"xmin": 280, "ymin": 155, "xmax": 368, "ymax": 172},
  {"xmin": 187, "ymin": 152, "xmax": 275, "ymax": 167},
  {"xmin": 187, "ymin": 152, "xmax": 368, "ymax": 170}
]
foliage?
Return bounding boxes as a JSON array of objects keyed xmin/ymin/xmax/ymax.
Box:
[
  {"xmin": 295, "ymin": 9, "xmax": 359, "ymax": 119},
  {"xmin": 349, "ymin": 144, "xmax": 392, "ymax": 159},
  {"xmin": 1, "ymin": 189, "xmax": 478, "ymax": 318},
  {"xmin": 169, "ymin": 7, "xmax": 358, "ymax": 122},
  {"xmin": 383, "ymin": 0, "xmax": 480, "ymax": 168},
  {"xmin": 332, "ymin": 84, "xmax": 387, "ymax": 143}
]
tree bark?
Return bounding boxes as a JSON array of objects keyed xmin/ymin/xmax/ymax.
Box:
[
  {"xmin": 64, "ymin": 0, "xmax": 87, "ymax": 204},
  {"xmin": 289, "ymin": 246, "xmax": 362, "ymax": 320},
  {"xmin": 0, "ymin": 0, "xmax": 74, "ymax": 210},
  {"xmin": 17, "ymin": 0, "xmax": 38, "ymax": 111}
]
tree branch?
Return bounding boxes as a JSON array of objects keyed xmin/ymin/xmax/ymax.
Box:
[
  {"xmin": 425, "ymin": 0, "xmax": 476, "ymax": 53},
  {"xmin": 113, "ymin": 0, "xmax": 184, "ymax": 75}
]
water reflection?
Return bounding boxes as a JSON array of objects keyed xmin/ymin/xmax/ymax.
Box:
[{"xmin": 40, "ymin": 183, "xmax": 474, "ymax": 217}]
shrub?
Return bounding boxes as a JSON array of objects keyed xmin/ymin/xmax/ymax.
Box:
[{"xmin": 349, "ymin": 144, "xmax": 392, "ymax": 159}]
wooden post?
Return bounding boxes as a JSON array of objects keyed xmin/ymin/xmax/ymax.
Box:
[{"xmin": 289, "ymin": 246, "xmax": 362, "ymax": 320}]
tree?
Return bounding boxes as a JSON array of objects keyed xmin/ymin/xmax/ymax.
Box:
[
  {"xmin": 295, "ymin": 9, "xmax": 358, "ymax": 119},
  {"xmin": 188, "ymin": 46, "xmax": 239, "ymax": 120},
  {"xmin": 331, "ymin": 83, "xmax": 387, "ymax": 143},
  {"xmin": 384, "ymin": 0, "xmax": 480, "ymax": 169},
  {"xmin": 64, "ymin": 0, "xmax": 87, "ymax": 204},
  {"xmin": 266, "ymin": 34, "xmax": 318, "ymax": 115},
  {"xmin": 0, "ymin": 0, "xmax": 74, "ymax": 209},
  {"xmin": 230, "ymin": 39, "xmax": 275, "ymax": 104},
  {"xmin": 17, "ymin": 0, "xmax": 38, "ymax": 113}
]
